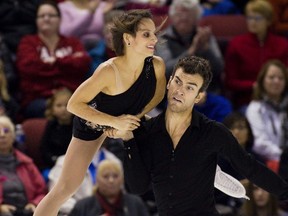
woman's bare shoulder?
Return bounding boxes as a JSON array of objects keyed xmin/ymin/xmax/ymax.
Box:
[{"xmin": 152, "ymin": 55, "xmax": 165, "ymax": 76}]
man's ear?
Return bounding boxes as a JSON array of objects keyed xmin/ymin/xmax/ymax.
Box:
[
  {"xmin": 166, "ymin": 76, "xmax": 172, "ymax": 90},
  {"xmin": 195, "ymin": 92, "xmax": 205, "ymax": 104}
]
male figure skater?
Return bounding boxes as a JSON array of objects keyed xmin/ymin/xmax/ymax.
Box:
[{"xmin": 106, "ymin": 56, "xmax": 288, "ymax": 216}]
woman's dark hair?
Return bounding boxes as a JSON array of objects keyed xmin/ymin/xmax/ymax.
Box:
[
  {"xmin": 252, "ymin": 59, "xmax": 288, "ymax": 100},
  {"xmin": 223, "ymin": 112, "xmax": 254, "ymax": 150},
  {"xmin": 242, "ymin": 181, "xmax": 279, "ymax": 216},
  {"xmin": 36, "ymin": 0, "xmax": 61, "ymax": 18},
  {"xmin": 110, "ymin": 9, "xmax": 153, "ymax": 56},
  {"xmin": 171, "ymin": 56, "xmax": 212, "ymax": 92}
]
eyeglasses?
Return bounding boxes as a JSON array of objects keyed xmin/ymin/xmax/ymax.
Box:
[
  {"xmin": 37, "ymin": 14, "xmax": 59, "ymax": 19},
  {"xmin": 246, "ymin": 15, "xmax": 265, "ymax": 22},
  {"xmin": 0, "ymin": 127, "xmax": 10, "ymax": 134}
]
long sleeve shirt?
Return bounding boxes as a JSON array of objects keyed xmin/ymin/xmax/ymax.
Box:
[
  {"xmin": 123, "ymin": 110, "xmax": 288, "ymax": 216},
  {"xmin": 58, "ymin": 1, "xmax": 107, "ymax": 48},
  {"xmin": 16, "ymin": 34, "xmax": 91, "ymax": 107},
  {"xmin": 0, "ymin": 149, "xmax": 47, "ymax": 206},
  {"xmin": 246, "ymin": 100, "xmax": 286, "ymax": 161},
  {"xmin": 224, "ymin": 32, "xmax": 288, "ymax": 106}
]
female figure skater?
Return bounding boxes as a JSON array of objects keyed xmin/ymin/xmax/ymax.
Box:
[{"xmin": 33, "ymin": 9, "xmax": 166, "ymax": 216}]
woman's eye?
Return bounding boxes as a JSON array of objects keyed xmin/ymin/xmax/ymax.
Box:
[{"xmin": 143, "ymin": 32, "xmax": 150, "ymax": 37}]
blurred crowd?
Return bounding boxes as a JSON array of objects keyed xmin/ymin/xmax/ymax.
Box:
[{"xmin": 1, "ymin": 0, "xmax": 288, "ymax": 215}]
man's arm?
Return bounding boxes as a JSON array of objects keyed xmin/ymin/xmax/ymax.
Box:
[
  {"xmin": 123, "ymin": 137, "xmax": 152, "ymax": 194},
  {"xmin": 215, "ymin": 123, "xmax": 288, "ymax": 200},
  {"xmin": 105, "ymin": 128, "xmax": 152, "ymax": 195}
]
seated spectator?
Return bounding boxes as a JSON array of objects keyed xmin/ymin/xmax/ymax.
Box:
[
  {"xmin": 0, "ymin": 115, "xmax": 47, "ymax": 216},
  {"xmin": 0, "ymin": 37, "xmax": 17, "ymax": 96},
  {"xmin": 225, "ymin": 0, "xmax": 288, "ymax": 109},
  {"xmin": 201, "ymin": 0, "xmax": 240, "ymax": 16},
  {"xmin": 58, "ymin": 0, "xmax": 116, "ymax": 51},
  {"xmin": 16, "ymin": 0, "xmax": 91, "ymax": 119},
  {"xmin": 86, "ymin": 10, "xmax": 123, "ymax": 77},
  {"xmin": 0, "ymin": 0, "xmax": 38, "ymax": 55},
  {"xmin": 156, "ymin": 0, "xmax": 224, "ymax": 93},
  {"xmin": 237, "ymin": 181, "xmax": 288, "ymax": 216},
  {"xmin": 0, "ymin": 59, "xmax": 19, "ymax": 123},
  {"xmin": 48, "ymin": 146, "xmax": 120, "ymax": 216},
  {"xmin": 215, "ymin": 112, "xmax": 265, "ymax": 214},
  {"xmin": 40, "ymin": 88, "xmax": 73, "ymax": 181},
  {"xmin": 195, "ymin": 91, "xmax": 232, "ymax": 122},
  {"xmin": 68, "ymin": 159, "xmax": 150, "ymax": 216},
  {"xmin": 246, "ymin": 59, "xmax": 288, "ymax": 163}
]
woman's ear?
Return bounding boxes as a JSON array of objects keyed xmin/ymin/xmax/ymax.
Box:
[{"xmin": 123, "ymin": 33, "xmax": 131, "ymax": 46}]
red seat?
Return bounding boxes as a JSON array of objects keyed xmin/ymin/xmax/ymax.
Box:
[{"xmin": 22, "ymin": 118, "xmax": 47, "ymax": 170}]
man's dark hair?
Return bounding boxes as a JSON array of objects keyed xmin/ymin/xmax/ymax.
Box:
[{"xmin": 172, "ymin": 56, "xmax": 213, "ymax": 92}]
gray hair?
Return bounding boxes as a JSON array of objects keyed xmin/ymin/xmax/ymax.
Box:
[{"xmin": 169, "ymin": 0, "xmax": 203, "ymax": 20}]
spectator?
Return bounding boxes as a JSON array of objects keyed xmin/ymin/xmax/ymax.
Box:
[
  {"xmin": 0, "ymin": 37, "xmax": 17, "ymax": 96},
  {"xmin": 246, "ymin": 59, "xmax": 288, "ymax": 163},
  {"xmin": 195, "ymin": 91, "xmax": 232, "ymax": 122},
  {"xmin": 0, "ymin": 115, "xmax": 47, "ymax": 216},
  {"xmin": 156, "ymin": 0, "xmax": 224, "ymax": 92},
  {"xmin": 58, "ymin": 0, "xmax": 116, "ymax": 51},
  {"xmin": 238, "ymin": 181, "xmax": 288, "ymax": 216},
  {"xmin": 16, "ymin": 0, "xmax": 91, "ymax": 119},
  {"xmin": 215, "ymin": 111, "xmax": 265, "ymax": 214},
  {"xmin": 49, "ymin": 148, "xmax": 120, "ymax": 216},
  {"xmin": 0, "ymin": 60, "xmax": 19, "ymax": 123},
  {"xmin": 86, "ymin": 10, "xmax": 124, "ymax": 77},
  {"xmin": 0, "ymin": 0, "xmax": 38, "ymax": 55},
  {"xmin": 68, "ymin": 159, "xmax": 150, "ymax": 216},
  {"xmin": 40, "ymin": 88, "xmax": 73, "ymax": 181},
  {"xmin": 224, "ymin": 0, "xmax": 288, "ymax": 109}
]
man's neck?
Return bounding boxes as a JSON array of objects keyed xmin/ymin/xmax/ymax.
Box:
[{"xmin": 165, "ymin": 109, "xmax": 192, "ymax": 148}]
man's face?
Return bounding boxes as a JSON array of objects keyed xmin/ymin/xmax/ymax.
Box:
[{"xmin": 167, "ymin": 68, "xmax": 204, "ymax": 113}]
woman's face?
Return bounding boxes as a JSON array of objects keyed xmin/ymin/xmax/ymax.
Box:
[
  {"xmin": 97, "ymin": 166, "xmax": 123, "ymax": 197},
  {"xmin": 37, "ymin": 4, "xmax": 60, "ymax": 34},
  {"xmin": 253, "ymin": 185, "xmax": 270, "ymax": 207},
  {"xmin": 230, "ymin": 120, "xmax": 249, "ymax": 147},
  {"xmin": 263, "ymin": 64, "xmax": 286, "ymax": 99},
  {"xmin": 246, "ymin": 11, "xmax": 269, "ymax": 35},
  {"xmin": 130, "ymin": 18, "xmax": 158, "ymax": 56},
  {"xmin": 52, "ymin": 94, "xmax": 72, "ymax": 124},
  {"xmin": 0, "ymin": 123, "xmax": 14, "ymax": 154}
]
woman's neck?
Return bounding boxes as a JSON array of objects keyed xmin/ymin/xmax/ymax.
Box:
[
  {"xmin": 38, "ymin": 32, "xmax": 60, "ymax": 52},
  {"xmin": 0, "ymin": 148, "xmax": 13, "ymax": 155},
  {"xmin": 256, "ymin": 30, "xmax": 267, "ymax": 45}
]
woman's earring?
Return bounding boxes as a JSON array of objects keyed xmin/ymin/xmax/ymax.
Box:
[{"xmin": 127, "ymin": 42, "xmax": 130, "ymax": 46}]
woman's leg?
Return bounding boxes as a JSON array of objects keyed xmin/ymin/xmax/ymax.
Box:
[{"xmin": 33, "ymin": 134, "xmax": 106, "ymax": 216}]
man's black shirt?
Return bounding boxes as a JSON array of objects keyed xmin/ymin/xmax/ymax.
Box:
[{"xmin": 124, "ymin": 110, "xmax": 288, "ymax": 216}]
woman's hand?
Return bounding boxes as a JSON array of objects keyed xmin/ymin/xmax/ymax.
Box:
[
  {"xmin": 112, "ymin": 114, "xmax": 140, "ymax": 131},
  {"xmin": 25, "ymin": 203, "xmax": 36, "ymax": 212},
  {"xmin": 0, "ymin": 204, "xmax": 16, "ymax": 214}
]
